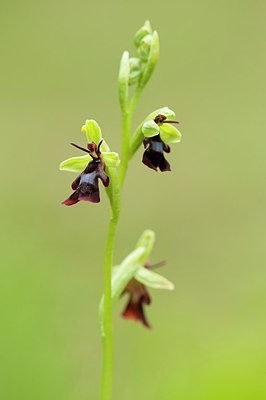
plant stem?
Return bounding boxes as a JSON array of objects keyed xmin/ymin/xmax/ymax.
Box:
[
  {"xmin": 118, "ymin": 111, "xmax": 131, "ymax": 186},
  {"xmin": 100, "ymin": 216, "xmax": 118, "ymax": 400},
  {"xmin": 119, "ymin": 87, "xmax": 143, "ymax": 187},
  {"xmin": 101, "ymin": 85, "xmax": 142, "ymax": 400},
  {"xmin": 129, "ymin": 86, "xmax": 142, "ymax": 116}
]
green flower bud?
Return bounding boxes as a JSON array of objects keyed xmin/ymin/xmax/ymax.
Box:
[
  {"xmin": 139, "ymin": 31, "xmax": 159, "ymax": 89},
  {"xmin": 81, "ymin": 119, "xmax": 102, "ymax": 144},
  {"xmin": 134, "ymin": 21, "xmax": 152, "ymax": 47},
  {"xmin": 137, "ymin": 34, "xmax": 152, "ymax": 62},
  {"xmin": 118, "ymin": 50, "xmax": 130, "ymax": 113},
  {"xmin": 160, "ymin": 123, "xmax": 182, "ymax": 144},
  {"xmin": 128, "ymin": 57, "xmax": 142, "ymax": 86},
  {"xmin": 142, "ymin": 119, "xmax": 160, "ymax": 138}
]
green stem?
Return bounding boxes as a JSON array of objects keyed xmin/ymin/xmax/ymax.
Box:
[
  {"xmin": 119, "ymin": 87, "xmax": 143, "ymax": 187},
  {"xmin": 129, "ymin": 86, "xmax": 143, "ymax": 115},
  {"xmin": 118, "ymin": 111, "xmax": 131, "ymax": 186},
  {"xmin": 100, "ymin": 216, "xmax": 118, "ymax": 400},
  {"xmin": 100, "ymin": 85, "xmax": 143, "ymax": 400}
]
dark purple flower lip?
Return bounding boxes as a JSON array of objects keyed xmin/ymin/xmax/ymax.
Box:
[
  {"xmin": 62, "ymin": 140, "xmax": 109, "ymax": 206},
  {"xmin": 142, "ymin": 114, "xmax": 179, "ymax": 172},
  {"xmin": 142, "ymin": 135, "xmax": 171, "ymax": 172},
  {"xmin": 121, "ymin": 260, "xmax": 166, "ymax": 328}
]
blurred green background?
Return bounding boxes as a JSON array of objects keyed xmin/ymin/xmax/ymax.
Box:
[{"xmin": 1, "ymin": 0, "xmax": 266, "ymax": 399}]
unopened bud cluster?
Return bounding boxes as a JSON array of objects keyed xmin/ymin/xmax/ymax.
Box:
[{"xmin": 129, "ymin": 20, "xmax": 159, "ymax": 88}]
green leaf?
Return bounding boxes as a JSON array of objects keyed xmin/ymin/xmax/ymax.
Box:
[
  {"xmin": 135, "ymin": 230, "xmax": 155, "ymax": 264},
  {"xmin": 139, "ymin": 31, "xmax": 159, "ymax": 89},
  {"xmin": 59, "ymin": 155, "xmax": 91, "ymax": 172},
  {"xmin": 160, "ymin": 123, "xmax": 182, "ymax": 144},
  {"xmin": 118, "ymin": 50, "xmax": 130, "ymax": 113},
  {"xmin": 81, "ymin": 119, "xmax": 102, "ymax": 144},
  {"xmin": 142, "ymin": 119, "xmax": 160, "ymax": 138},
  {"xmin": 102, "ymin": 152, "xmax": 120, "ymax": 168},
  {"xmin": 135, "ymin": 268, "xmax": 175, "ymax": 290}
]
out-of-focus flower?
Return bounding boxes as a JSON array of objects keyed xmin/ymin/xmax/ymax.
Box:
[
  {"xmin": 122, "ymin": 275, "xmax": 151, "ymax": 328},
  {"xmin": 108, "ymin": 230, "xmax": 174, "ymax": 328}
]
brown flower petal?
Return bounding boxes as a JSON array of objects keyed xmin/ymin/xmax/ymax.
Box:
[{"xmin": 121, "ymin": 279, "xmax": 151, "ymax": 328}]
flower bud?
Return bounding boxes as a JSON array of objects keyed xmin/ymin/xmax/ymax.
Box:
[
  {"xmin": 128, "ymin": 57, "xmax": 142, "ymax": 85},
  {"xmin": 139, "ymin": 31, "xmax": 159, "ymax": 88},
  {"xmin": 134, "ymin": 21, "xmax": 152, "ymax": 47},
  {"xmin": 137, "ymin": 34, "xmax": 152, "ymax": 62},
  {"xmin": 118, "ymin": 51, "xmax": 130, "ymax": 113}
]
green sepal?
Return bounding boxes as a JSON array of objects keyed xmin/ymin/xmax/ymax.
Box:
[
  {"xmin": 102, "ymin": 152, "xmax": 120, "ymax": 168},
  {"xmin": 160, "ymin": 123, "xmax": 182, "ymax": 144},
  {"xmin": 118, "ymin": 50, "xmax": 130, "ymax": 113},
  {"xmin": 134, "ymin": 21, "xmax": 152, "ymax": 47},
  {"xmin": 142, "ymin": 119, "xmax": 160, "ymax": 138},
  {"xmin": 59, "ymin": 154, "xmax": 91, "ymax": 173},
  {"xmin": 129, "ymin": 107, "xmax": 175, "ymax": 158},
  {"xmin": 135, "ymin": 230, "xmax": 155, "ymax": 264},
  {"xmin": 81, "ymin": 119, "xmax": 102, "ymax": 144},
  {"xmin": 100, "ymin": 139, "xmax": 110, "ymax": 153},
  {"xmin": 111, "ymin": 246, "xmax": 146, "ymax": 302},
  {"xmin": 135, "ymin": 268, "xmax": 174, "ymax": 290},
  {"xmin": 139, "ymin": 31, "xmax": 159, "ymax": 89}
]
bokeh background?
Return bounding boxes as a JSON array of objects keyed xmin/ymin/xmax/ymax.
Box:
[{"xmin": 1, "ymin": 0, "xmax": 266, "ymax": 399}]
